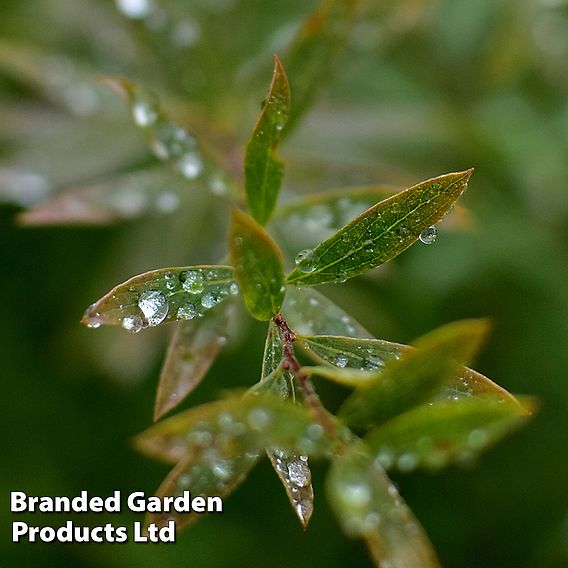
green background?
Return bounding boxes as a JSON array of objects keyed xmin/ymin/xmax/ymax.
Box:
[{"xmin": 1, "ymin": 0, "xmax": 567, "ymax": 566}]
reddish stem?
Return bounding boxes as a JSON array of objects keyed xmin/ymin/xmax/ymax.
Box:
[{"xmin": 273, "ymin": 313, "xmax": 335, "ymax": 434}]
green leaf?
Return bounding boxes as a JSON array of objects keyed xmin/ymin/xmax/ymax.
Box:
[
  {"xmin": 339, "ymin": 319, "xmax": 490, "ymax": 428},
  {"xmin": 82, "ymin": 266, "xmax": 238, "ymax": 331},
  {"xmin": 366, "ymin": 397, "xmax": 534, "ymax": 473},
  {"xmin": 229, "ymin": 208, "xmax": 286, "ymax": 321},
  {"xmin": 298, "ymin": 334, "xmax": 520, "ymax": 405},
  {"xmin": 154, "ymin": 303, "xmax": 235, "ymax": 421},
  {"xmin": 286, "ymin": 169, "xmax": 473, "ymax": 286},
  {"xmin": 145, "ymin": 447, "xmax": 258, "ymax": 533},
  {"xmin": 103, "ymin": 76, "xmax": 234, "ymax": 197},
  {"xmin": 283, "ymin": 0, "xmax": 361, "ymax": 135},
  {"xmin": 135, "ymin": 392, "xmax": 335, "ymax": 464},
  {"xmin": 327, "ymin": 444, "xmax": 440, "ymax": 568},
  {"xmin": 283, "ymin": 286, "xmax": 372, "ymax": 337},
  {"xmin": 244, "ymin": 55, "xmax": 290, "ymax": 226},
  {"xmin": 262, "ymin": 322, "xmax": 314, "ymax": 528},
  {"xmin": 271, "ymin": 185, "xmax": 473, "ymax": 255}
]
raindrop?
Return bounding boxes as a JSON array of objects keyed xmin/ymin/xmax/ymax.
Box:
[
  {"xmin": 340, "ymin": 481, "xmax": 371, "ymax": 507},
  {"xmin": 164, "ymin": 271, "xmax": 178, "ymax": 290},
  {"xmin": 155, "ymin": 191, "xmax": 180, "ymax": 213},
  {"xmin": 419, "ymin": 226, "xmax": 437, "ymax": 245},
  {"xmin": 201, "ymin": 292, "xmax": 222, "ymax": 309},
  {"xmin": 335, "ymin": 354, "xmax": 348, "ymax": 368},
  {"xmin": 397, "ymin": 452, "xmax": 417, "ymax": 473},
  {"xmin": 181, "ymin": 270, "xmax": 205, "ymax": 293},
  {"xmin": 247, "ymin": 407, "xmax": 271, "ymax": 430},
  {"xmin": 122, "ymin": 314, "xmax": 144, "ymax": 333},
  {"xmin": 287, "ymin": 459, "xmax": 311, "ymax": 487},
  {"xmin": 138, "ymin": 290, "xmax": 168, "ymax": 326},
  {"xmin": 468, "ymin": 429, "xmax": 488, "ymax": 449},
  {"xmin": 177, "ymin": 304, "xmax": 198, "ymax": 320},
  {"xmin": 294, "ymin": 249, "xmax": 319, "ymax": 273},
  {"xmin": 116, "ymin": 0, "xmax": 154, "ymax": 19},
  {"xmin": 132, "ymin": 100, "xmax": 158, "ymax": 127},
  {"xmin": 229, "ymin": 282, "xmax": 239, "ymax": 295},
  {"xmin": 86, "ymin": 321, "xmax": 101, "ymax": 329},
  {"xmin": 177, "ymin": 152, "xmax": 203, "ymax": 179}
]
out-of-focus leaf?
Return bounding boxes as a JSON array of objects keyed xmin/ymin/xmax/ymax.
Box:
[
  {"xmin": 262, "ymin": 322, "xmax": 314, "ymax": 528},
  {"xmin": 244, "ymin": 55, "xmax": 290, "ymax": 226},
  {"xmin": 82, "ymin": 266, "xmax": 237, "ymax": 331},
  {"xmin": 286, "ymin": 170, "xmax": 473, "ymax": 286},
  {"xmin": 135, "ymin": 392, "xmax": 335, "ymax": 464},
  {"xmin": 145, "ymin": 447, "xmax": 258, "ymax": 532},
  {"xmin": 298, "ymin": 334, "xmax": 520, "ymax": 405},
  {"xmin": 18, "ymin": 166, "xmax": 192, "ymax": 226},
  {"xmin": 103, "ymin": 76, "xmax": 234, "ymax": 198},
  {"xmin": 339, "ymin": 319, "xmax": 490, "ymax": 428},
  {"xmin": 154, "ymin": 303, "xmax": 235, "ymax": 421},
  {"xmin": 283, "ymin": 0, "xmax": 361, "ymax": 134},
  {"xmin": 271, "ymin": 185, "xmax": 473, "ymax": 253},
  {"xmin": 327, "ymin": 444, "xmax": 440, "ymax": 568},
  {"xmin": 282, "ymin": 286, "xmax": 372, "ymax": 337},
  {"xmin": 301, "ymin": 365, "xmax": 379, "ymax": 387},
  {"xmin": 229, "ymin": 209, "xmax": 286, "ymax": 321},
  {"xmin": 366, "ymin": 397, "xmax": 534, "ymax": 473}
]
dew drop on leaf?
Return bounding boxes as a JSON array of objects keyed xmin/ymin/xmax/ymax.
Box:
[
  {"xmin": 181, "ymin": 270, "xmax": 205, "ymax": 293},
  {"xmin": 138, "ymin": 290, "xmax": 169, "ymax": 326},
  {"xmin": 122, "ymin": 314, "xmax": 144, "ymax": 333},
  {"xmin": 294, "ymin": 249, "xmax": 319, "ymax": 273},
  {"xmin": 419, "ymin": 226, "xmax": 437, "ymax": 245},
  {"xmin": 335, "ymin": 353, "xmax": 348, "ymax": 368},
  {"xmin": 177, "ymin": 304, "xmax": 199, "ymax": 320}
]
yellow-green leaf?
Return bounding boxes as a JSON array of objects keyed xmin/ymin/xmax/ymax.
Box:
[
  {"xmin": 366, "ymin": 397, "xmax": 534, "ymax": 473},
  {"xmin": 244, "ymin": 55, "xmax": 290, "ymax": 225},
  {"xmin": 327, "ymin": 444, "xmax": 440, "ymax": 568},
  {"xmin": 229, "ymin": 208, "xmax": 286, "ymax": 321},
  {"xmin": 286, "ymin": 169, "xmax": 473, "ymax": 286},
  {"xmin": 339, "ymin": 319, "xmax": 490, "ymax": 428}
]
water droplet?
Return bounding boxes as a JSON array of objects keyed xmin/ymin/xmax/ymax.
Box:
[
  {"xmin": 116, "ymin": 0, "xmax": 154, "ymax": 19},
  {"xmin": 181, "ymin": 270, "xmax": 205, "ymax": 293},
  {"xmin": 164, "ymin": 271, "xmax": 179, "ymax": 290},
  {"xmin": 468, "ymin": 429, "xmax": 488, "ymax": 449},
  {"xmin": 307, "ymin": 423, "xmax": 324, "ymax": 440},
  {"xmin": 339, "ymin": 481, "xmax": 371, "ymax": 507},
  {"xmin": 397, "ymin": 452, "xmax": 417, "ymax": 472},
  {"xmin": 122, "ymin": 314, "xmax": 144, "ymax": 333},
  {"xmin": 229, "ymin": 281, "xmax": 239, "ymax": 295},
  {"xmin": 132, "ymin": 100, "xmax": 158, "ymax": 127},
  {"xmin": 177, "ymin": 152, "xmax": 203, "ymax": 179},
  {"xmin": 419, "ymin": 226, "xmax": 437, "ymax": 245},
  {"xmin": 201, "ymin": 292, "xmax": 222, "ymax": 309},
  {"xmin": 295, "ymin": 249, "xmax": 319, "ymax": 273},
  {"xmin": 177, "ymin": 304, "xmax": 198, "ymax": 320},
  {"xmin": 335, "ymin": 354, "xmax": 348, "ymax": 368},
  {"xmin": 86, "ymin": 321, "xmax": 101, "ymax": 329},
  {"xmin": 138, "ymin": 290, "xmax": 168, "ymax": 326},
  {"xmin": 155, "ymin": 191, "xmax": 179, "ymax": 213},
  {"xmin": 375, "ymin": 449, "xmax": 394, "ymax": 469},
  {"xmin": 247, "ymin": 407, "xmax": 271, "ymax": 430},
  {"xmin": 211, "ymin": 460, "xmax": 232, "ymax": 481},
  {"xmin": 287, "ymin": 459, "xmax": 311, "ymax": 487}
]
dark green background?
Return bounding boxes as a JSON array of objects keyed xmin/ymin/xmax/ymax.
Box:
[{"xmin": 1, "ymin": 1, "xmax": 567, "ymax": 566}]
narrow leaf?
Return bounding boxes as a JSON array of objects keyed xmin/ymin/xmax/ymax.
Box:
[
  {"xmin": 339, "ymin": 319, "xmax": 490, "ymax": 428},
  {"xmin": 271, "ymin": 185, "xmax": 472, "ymax": 254},
  {"xmin": 82, "ymin": 266, "xmax": 238, "ymax": 331},
  {"xmin": 145, "ymin": 447, "xmax": 258, "ymax": 532},
  {"xmin": 366, "ymin": 397, "xmax": 534, "ymax": 473},
  {"xmin": 302, "ymin": 365, "xmax": 379, "ymax": 387},
  {"xmin": 135, "ymin": 393, "xmax": 335, "ymax": 464},
  {"xmin": 283, "ymin": 0, "xmax": 361, "ymax": 134},
  {"xmin": 154, "ymin": 303, "xmax": 235, "ymax": 421},
  {"xmin": 286, "ymin": 169, "xmax": 473, "ymax": 286},
  {"xmin": 262, "ymin": 322, "xmax": 314, "ymax": 528},
  {"xmin": 19, "ymin": 166, "xmax": 192, "ymax": 226},
  {"xmin": 298, "ymin": 334, "xmax": 519, "ymax": 405},
  {"xmin": 103, "ymin": 76, "xmax": 234, "ymax": 197},
  {"xmin": 230, "ymin": 208, "xmax": 286, "ymax": 321},
  {"xmin": 244, "ymin": 55, "xmax": 290, "ymax": 225},
  {"xmin": 327, "ymin": 445, "xmax": 440, "ymax": 568},
  {"xmin": 283, "ymin": 286, "xmax": 372, "ymax": 338}
]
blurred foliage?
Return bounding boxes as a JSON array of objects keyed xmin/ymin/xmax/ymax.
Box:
[{"xmin": 1, "ymin": 0, "xmax": 568, "ymax": 567}]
